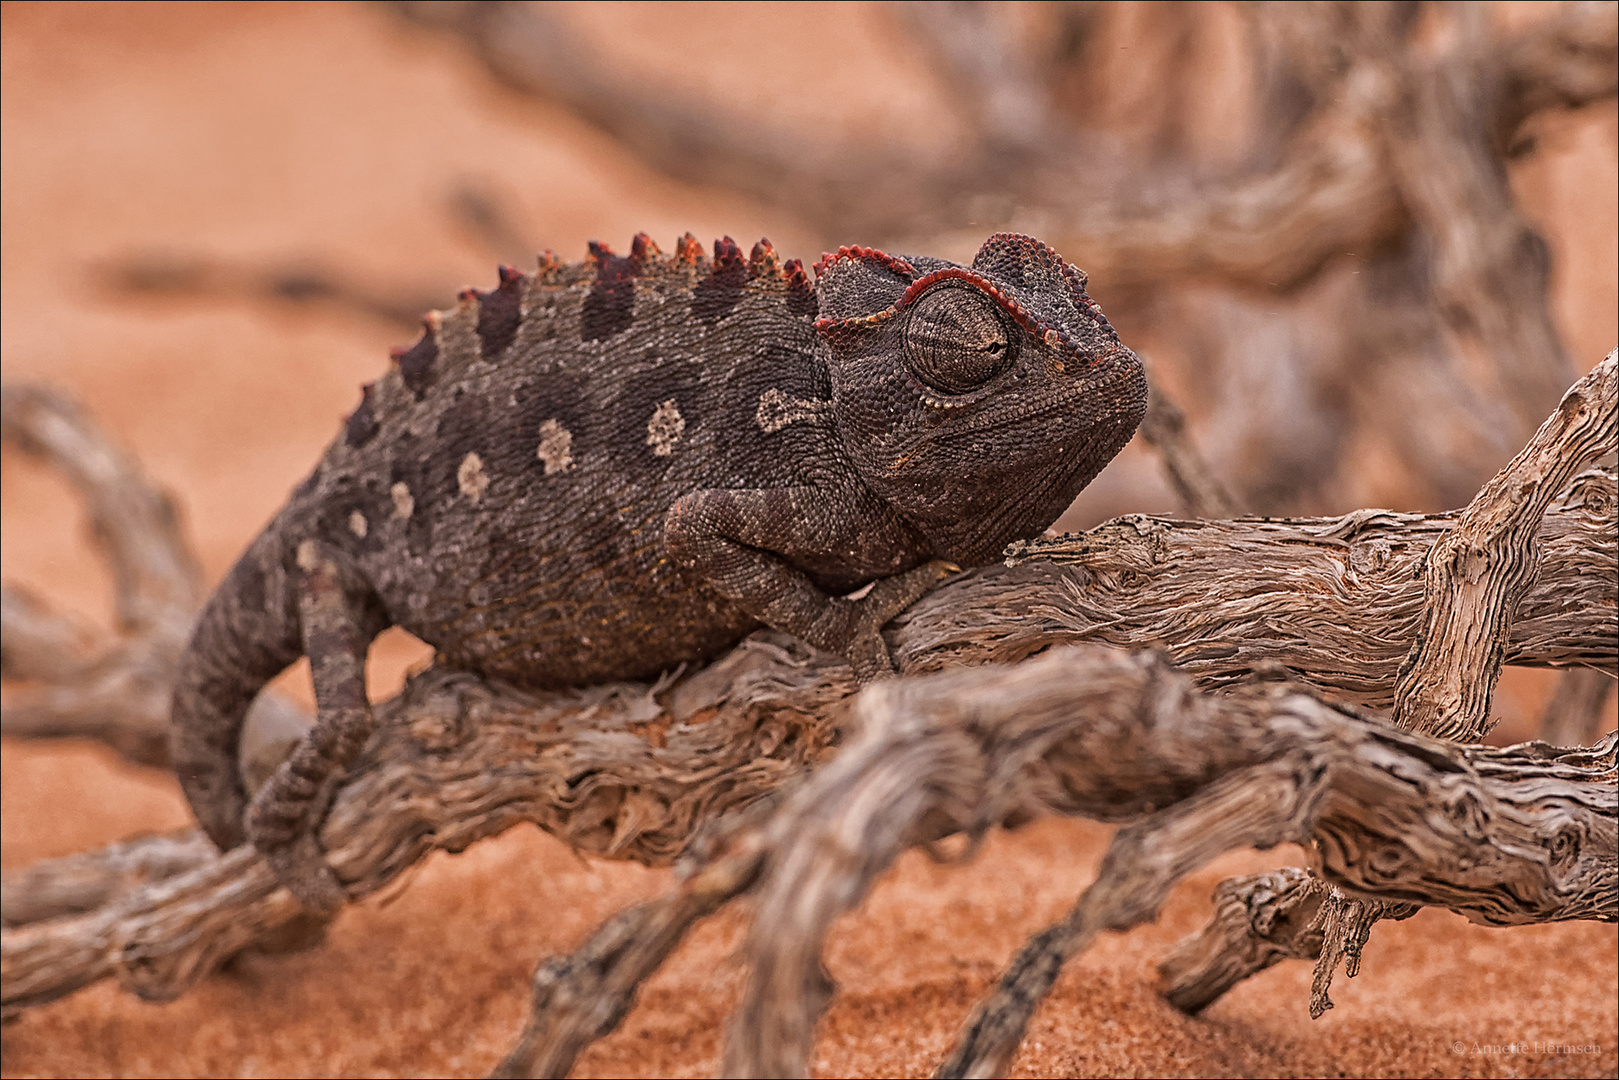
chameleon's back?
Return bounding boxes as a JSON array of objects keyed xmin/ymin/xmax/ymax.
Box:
[{"xmin": 286, "ymin": 234, "xmax": 838, "ymax": 686}]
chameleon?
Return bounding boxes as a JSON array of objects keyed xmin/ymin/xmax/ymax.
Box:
[{"xmin": 170, "ymin": 231, "xmax": 1148, "ymax": 909}]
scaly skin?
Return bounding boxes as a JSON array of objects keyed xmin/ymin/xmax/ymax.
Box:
[{"xmin": 171, "ymin": 232, "xmax": 1148, "ymax": 909}]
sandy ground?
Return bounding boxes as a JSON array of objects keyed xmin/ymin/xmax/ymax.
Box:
[{"xmin": 2, "ymin": 4, "xmax": 1615, "ymax": 1077}]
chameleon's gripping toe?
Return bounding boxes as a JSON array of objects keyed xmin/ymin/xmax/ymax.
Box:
[
  {"xmin": 835, "ymin": 560, "xmax": 959, "ymax": 683},
  {"xmin": 245, "ymin": 753, "xmax": 348, "ymax": 912}
]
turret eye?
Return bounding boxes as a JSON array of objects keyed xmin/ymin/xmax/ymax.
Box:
[{"xmin": 902, "ymin": 284, "xmax": 1016, "ymax": 395}]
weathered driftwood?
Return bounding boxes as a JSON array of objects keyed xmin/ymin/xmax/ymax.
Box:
[
  {"xmin": 1168, "ymin": 353, "xmax": 1619, "ymax": 1021},
  {"xmin": 716, "ymin": 653, "xmax": 1618, "ymax": 1080},
  {"xmin": 1156, "ymin": 353, "xmax": 1618, "ymax": 1023},
  {"xmin": 4, "ymin": 358, "xmax": 1613, "ymax": 1080},
  {"xmin": 4, "ymin": 476, "xmax": 1612, "ymax": 1009},
  {"xmin": 903, "ymin": 464, "xmax": 1615, "ymax": 695},
  {"xmin": 1394, "ymin": 351, "xmax": 1617, "ymax": 741},
  {"xmin": 0, "ymin": 384, "xmax": 198, "ymax": 767},
  {"xmin": 1154, "ymin": 866, "xmax": 1326, "ymax": 1015},
  {"xmin": 2, "ymin": 368, "xmax": 1615, "ymax": 1009},
  {"xmin": 0, "ymin": 831, "xmax": 216, "ymax": 930},
  {"xmin": 14, "ymin": 484, "xmax": 1610, "ymax": 1020},
  {"xmin": 1296, "ymin": 350, "xmax": 1617, "ymax": 1016},
  {"xmin": 484, "ymin": 647, "xmax": 1618, "ymax": 1078}
]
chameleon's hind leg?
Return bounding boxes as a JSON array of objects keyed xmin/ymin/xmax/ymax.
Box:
[
  {"xmin": 665, "ymin": 487, "xmax": 951, "ymax": 682},
  {"xmin": 245, "ymin": 539, "xmax": 382, "ymax": 912}
]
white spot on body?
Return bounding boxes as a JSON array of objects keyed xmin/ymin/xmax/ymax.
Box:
[
  {"xmin": 348, "ymin": 511, "xmax": 368, "ymax": 538},
  {"xmin": 458, "ymin": 452, "xmax": 489, "ymax": 503},
  {"xmin": 391, "ymin": 482, "xmax": 414, "ymax": 520},
  {"xmin": 755, "ymin": 387, "xmax": 830, "ymax": 433},
  {"xmin": 646, "ymin": 399, "xmax": 685, "ymax": 457},
  {"xmin": 295, "ymin": 540, "xmax": 321, "ymax": 571},
  {"xmin": 536, "ymin": 418, "xmax": 574, "ymax": 474}
]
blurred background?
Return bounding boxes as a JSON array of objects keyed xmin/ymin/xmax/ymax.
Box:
[{"xmin": 2, "ymin": 4, "xmax": 1615, "ymax": 1077}]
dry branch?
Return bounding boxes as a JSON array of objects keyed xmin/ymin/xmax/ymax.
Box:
[
  {"xmin": 3, "ymin": 346, "xmax": 1615, "ymax": 1078},
  {"xmin": 1301, "ymin": 352, "xmax": 1617, "ymax": 1013},
  {"xmin": 94, "ymin": 253, "xmax": 441, "ymax": 331},
  {"xmin": 500, "ymin": 649, "xmax": 1614, "ymax": 1080},
  {"xmin": 901, "ymin": 463, "xmax": 1616, "ymax": 695},
  {"xmin": 2, "ymin": 491, "xmax": 1610, "ymax": 1016},
  {"xmin": 1394, "ymin": 351, "xmax": 1617, "ymax": 740},
  {"xmin": 3, "ymin": 460, "xmax": 1614, "ymax": 1020},
  {"xmin": 1, "ymin": 384, "xmax": 198, "ymax": 766},
  {"xmin": 1154, "ymin": 866, "xmax": 1325, "ymax": 1016},
  {"xmin": 1374, "ymin": 4, "xmax": 1578, "ymax": 429},
  {"xmin": 0, "ymin": 384, "xmax": 199, "ymax": 634},
  {"xmin": 1494, "ymin": 1, "xmax": 1619, "ymax": 150},
  {"xmin": 919, "ymin": 663, "xmax": 1616, "ymax": 1080},
  {"xmin": 3, "ymin": 6, "xmax": 1616, "ymax": 1075},
  {"xmin": 1169, "ymin": 351, "xmax": 1618, "ymax": 1021},
  {"xmin": 0, "ymin": 832, "xmax": 217, "ymax": 929},
  {"xmin": 389, "ymin": 2, "xmax": 1614, "ymax": 295}
]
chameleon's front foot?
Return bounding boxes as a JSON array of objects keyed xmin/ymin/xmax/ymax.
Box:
[{"xmin": 827, "ymin": 560, "xmax": 957, "ymax": 683}]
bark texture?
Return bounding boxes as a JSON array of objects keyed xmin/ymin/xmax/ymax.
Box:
[{"xmin": 2, "ymin": 356, "xmax": 1612, "ymax": 1080}]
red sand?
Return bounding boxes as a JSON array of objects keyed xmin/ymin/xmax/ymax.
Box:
[{"xmin": 3, "ymin": 4, "xmax": 1615, "ymax": 1077}]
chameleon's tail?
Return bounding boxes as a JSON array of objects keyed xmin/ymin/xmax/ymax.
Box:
[{"xmin": 171, "ymin": 529, "xmax": 303, "ymax": 852}]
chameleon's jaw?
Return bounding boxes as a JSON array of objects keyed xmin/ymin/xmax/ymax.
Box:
[{"xmin": 852, "ymin": 353, "xmax": 1149, "ymax": 566}]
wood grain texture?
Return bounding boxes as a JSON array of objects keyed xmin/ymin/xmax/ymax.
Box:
[{"xmin": 4, "ymin": 352, "xmax": 1615, "ymax": 1080}]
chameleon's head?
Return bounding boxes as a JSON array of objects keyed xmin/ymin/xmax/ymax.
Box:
[{"xmin": 815, "ymin": 233, "xmax": 1147, "ymax": 566}]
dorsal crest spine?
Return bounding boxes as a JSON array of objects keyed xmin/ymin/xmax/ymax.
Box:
[
  {"xmin": 630, "ymin": 232, "xmax": 661, "ymax": 269},
  {"xmin": 712, "ymin": 236, "xmax": 745, "ymax": 273},
  {"xmin": 582, "ymin": 239, "xmax": 639, "ymax": 342},
  {"xmin": 344, "ymin": 382, "xmax": 379, "ymax": 448},
  {"xmin": 674, "ymin": 232, "xmax": 707, "ymax": 269},
  {"xmin": 474, "ymin": 265, "xmax": 526, "ymax": 357},
  {"xmin": 748, "ymin": 238, "xmax": 782, "ymax": 281},
  {"xmin": 784, "ymin": 257, "xmax": 817, "ymax": 315},
  {"xmin": 391, "ymin": 312, "xmax": 440, "ymax": 398}
]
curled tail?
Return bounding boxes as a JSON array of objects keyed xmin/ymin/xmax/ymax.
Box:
[{"xmin": 171, "ymin": 529, "xmax": 302, "ymax": 852}]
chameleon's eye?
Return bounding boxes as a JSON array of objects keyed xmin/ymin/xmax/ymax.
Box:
[{"xmin": 902, "ymin": 284, "xmax": 1016, "ymax": 395}]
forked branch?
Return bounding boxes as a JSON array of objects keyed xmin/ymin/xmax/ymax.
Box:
[
  {"xmin": 3, "ymin": 356, "xmax": 1615, "ymax": 1034},
  {"xmin": 717, "ymin": 652, "xmax": 1615, "ymax": 1079}
]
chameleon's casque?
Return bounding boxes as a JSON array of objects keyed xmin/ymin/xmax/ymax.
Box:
[{"xmin": 171, "ymin": 231, "xmax": 1148, "ymax": 908}]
